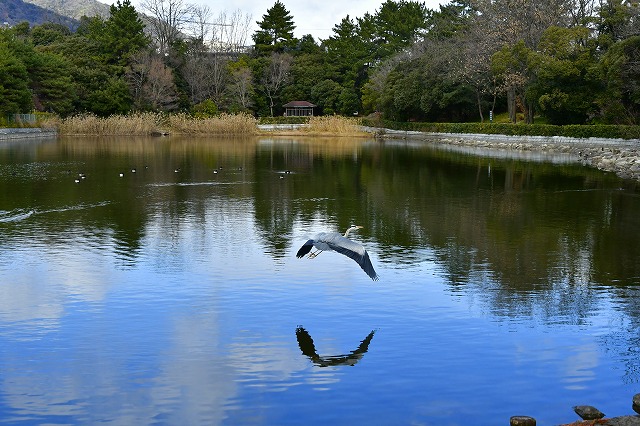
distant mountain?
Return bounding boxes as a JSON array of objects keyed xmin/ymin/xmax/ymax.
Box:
[
  {"xmin": 23, "ymin": 0, "xmax": 110, "ymax": 20},
  {"xmin": 0, "ymin": 0, "xmax": 79, "ymax": 27},
  {"xmin": 0, "ymin": 0, "xmax": 111, "ymax": 28}
]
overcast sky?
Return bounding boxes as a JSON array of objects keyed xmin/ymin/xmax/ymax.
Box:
[{"xmin": 118, "ymin": 0, "xmax": 447, "ymax": 41}]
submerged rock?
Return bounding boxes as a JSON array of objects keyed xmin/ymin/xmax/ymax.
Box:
[
  {"xmin": 510, "ymin": 415, "xmax": 536, "ymax": 425},
  {"xmin": 574, "ymin": 405, "xmax": 606, "ymax": 420},
  {"xmin": 633, "ymin": 393, "xmax": 640, "ymax": 415}
]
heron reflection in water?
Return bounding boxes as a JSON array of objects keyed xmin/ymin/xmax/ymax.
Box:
[
  {"xmin": 295, "ymin": 327, "xmax": 376, "ymax": 367},
  {"xmin": 296, "ymin": 225, "xmax": 379, "ymax": 281}
]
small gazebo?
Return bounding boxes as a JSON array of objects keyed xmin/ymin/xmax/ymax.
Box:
[{"xmin": 283, "ymin": 101, "xmax": 316, "ymax": 117}]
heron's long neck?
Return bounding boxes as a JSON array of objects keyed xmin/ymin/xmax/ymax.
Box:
[{"xmin": 344, "ymin": 227, "xmax": 357, "ymax": 237}]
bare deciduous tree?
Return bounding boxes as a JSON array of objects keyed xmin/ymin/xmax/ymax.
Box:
[
  {"xmin": 127, "ymin": 50, "xmax": 179, "ymax": 110},
  {"xmin": 569, "ymin": 0, "xmax": 599, "ymax": 26},
  {"xmin": 262, "ymin": 52, "xmax": 293, "ymax": 116},
  {"xmin": 219, "ymin": 10, "xmax": 252, "ymax": 54},
  {"xmin": 140, "ymin": 0, "xmax": 194, "ymax": 55},
  {"xmin": 189, "ymin": 4, "xmax": 212, "ymax": 44},
  {"xmin": 182, "ymin": 7, "xmax": 252, "ymax": 54},
  {"xmin": 470, "ymin": 0, "xmax": 573, "ymax": 49},
  {"xmin": 182, "ymin": 52, "xmax": 229, "ymax": 105},
  {"xmin": 180, "ymin": 8, "xmax": 252, "ymax": 107},
  {"xmin": 451, "ymin": 22, "xmax": 500, "ymax": 122},
  {"xmin": 229, "ymin": 66, "xmax": 254, "ymax": 110}
]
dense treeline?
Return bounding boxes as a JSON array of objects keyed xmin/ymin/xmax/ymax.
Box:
[
  {"xmin": 369, "ymin": 0, "xmax": 640, "ymax": 125},
  {"xmin": 0, "ymin": 0, "xmax": 639, "ymax": 125}
]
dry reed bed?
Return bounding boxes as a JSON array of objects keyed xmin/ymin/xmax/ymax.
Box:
[
  {"xmin": 52, "ymin": 113, "xmax": 363, "ymax": 137},
  {"xmin": 53, "ymin": 112, "xmax": 258, "ymax": 136},
  {"xmin": 256, "ymin": 116, "xmax": 366, "ymax": 137},
  {"xmin": 53, "ymin": 113, "xmax": 166, "ymax": 135},
  {"xmin": 168, "ymin": 113, "xmax": 257, "ymax": 135},
  {"xmin": 302, "ymin": 116, "xmax": 366, "ymax": 136}
]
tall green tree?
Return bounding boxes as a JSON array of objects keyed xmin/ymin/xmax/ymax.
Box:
[
  {"xmin": 595, "ymin": 0, "xmax": 637, "ymax": 50},
  {"xmin": 324, "ymin": 16, "xmax": 370, "ymax": 83},
  {"xmin": 30, "ymin": 22, "xmax": 72, "ymax": 46},
  {"xmin": 322, "ymin": 1, "xmax": 432, "ymax": 116},
  {"xmin": 423, "ymin": 0, "xmax": 474, "ymax": 41},
  {"xmin": 597, "ymin": 35, "xmax": 640, "ymax": 124},
  {"xmin": 365, "ymin": 0, "xmax": 429, "ymax": 59},
  {"xmin": 281, "ymin": 47, "xmax": 331, "ymax": 105},
  {"xmin": 0, "ymin": 43, "xmax": 32, "ymax": 115},
  {"xmin": 28, "ymin": 51, "xmax": 77, "ymax": 115},
  {"xmin": 322, "ymin": 16, "xmax": 371, "ymax": 113},
  {"xmin": 310, "ymin": 79, "xmax": 342, "ymax": 114},
  {"xmin": 86, "ymin": 76, "xmax": 132, "ymax": 115},
  {"xmin": 79, "ymin": 0, "xmax": 148, "ymax": 67},
  {"xmin": 253, "ymin": 1, "xmax": 297, "ymax": 55},
  {"xmin": 35, "ymin": 21, "xmax": 135, "ymax": 115},
  {"xmin": 102, "ymin": 0, "xmax": 148, "ymax": 67},
  {"xmin": 491, "ymin": 41, "xmax": 537, "ymax": 123},
  {"xmin": 528, "ymin": 26, "xmax": 598, "ymax": 125},
  {"xmin": 1, "ymin": 25, "xmax": 79, "ymax": 116}
]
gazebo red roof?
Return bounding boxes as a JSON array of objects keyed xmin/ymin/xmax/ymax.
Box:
[{"xmin": 282, "ymin": 101, "xmax": 316, "ymax": 108}]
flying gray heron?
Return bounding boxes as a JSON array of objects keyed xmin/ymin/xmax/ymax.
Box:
[{"xmin": 296, "ymin": 225, "xmax": 379, "ymax": 281}]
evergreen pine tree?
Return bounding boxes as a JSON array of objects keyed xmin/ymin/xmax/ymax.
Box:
[
  {"xmin": 252, "ymin": 1, "xmax": 297, "ymax": 55},
  {"xmin": 103, "ymin": 0, "xmax": 149, "ymax": 67},
  {"xmin": 0, "ymin": 43, "xmax": 33, "ymax": 115}
]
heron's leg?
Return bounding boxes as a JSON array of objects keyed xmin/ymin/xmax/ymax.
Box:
[{"xmin": 308, "ymin": 250, "xmax": 323, "ymax": 259}]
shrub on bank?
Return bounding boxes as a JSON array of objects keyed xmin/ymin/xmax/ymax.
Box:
[{"xmin": 362, "ymin": 119, "xmax": 640, "ymax": 140}]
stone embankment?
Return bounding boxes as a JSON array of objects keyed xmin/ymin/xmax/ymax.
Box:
[
  {"xmin": 377, "ymin": 129, "xmax": 640, "ymax": 182},
  {"xmin": 0, "ymin": 128, "xmax": 57, "ymax": 140}
]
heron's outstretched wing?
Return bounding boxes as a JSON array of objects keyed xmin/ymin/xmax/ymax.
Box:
[
  {"xmin": 296, "ymin": 239, "xmax": 314, "ymax": 258},
  {"xmin": 323, "ymin": 235, "xmax": 379, "ymax": 281}
]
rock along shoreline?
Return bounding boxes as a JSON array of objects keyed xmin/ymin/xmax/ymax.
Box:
[{"xmin": 375, "ymin": 128, "xmax": 640, "ymax": 182}]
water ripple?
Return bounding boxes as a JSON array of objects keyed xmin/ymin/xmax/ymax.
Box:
[
  {"xmin": 148, "ymin": 181, "xmax": 252, "ymax": 187},
  {"xmin": 0, "ymin": 202, "xmax": 112, "ymax": 225},
  {"xmin": 0, "ymin": 209, "xmax": 34, "ymax": 223}
]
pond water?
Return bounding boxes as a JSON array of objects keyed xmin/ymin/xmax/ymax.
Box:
[{"xmin": 1, "ymin": 135, "xmax": 640, "ymax": 425}]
